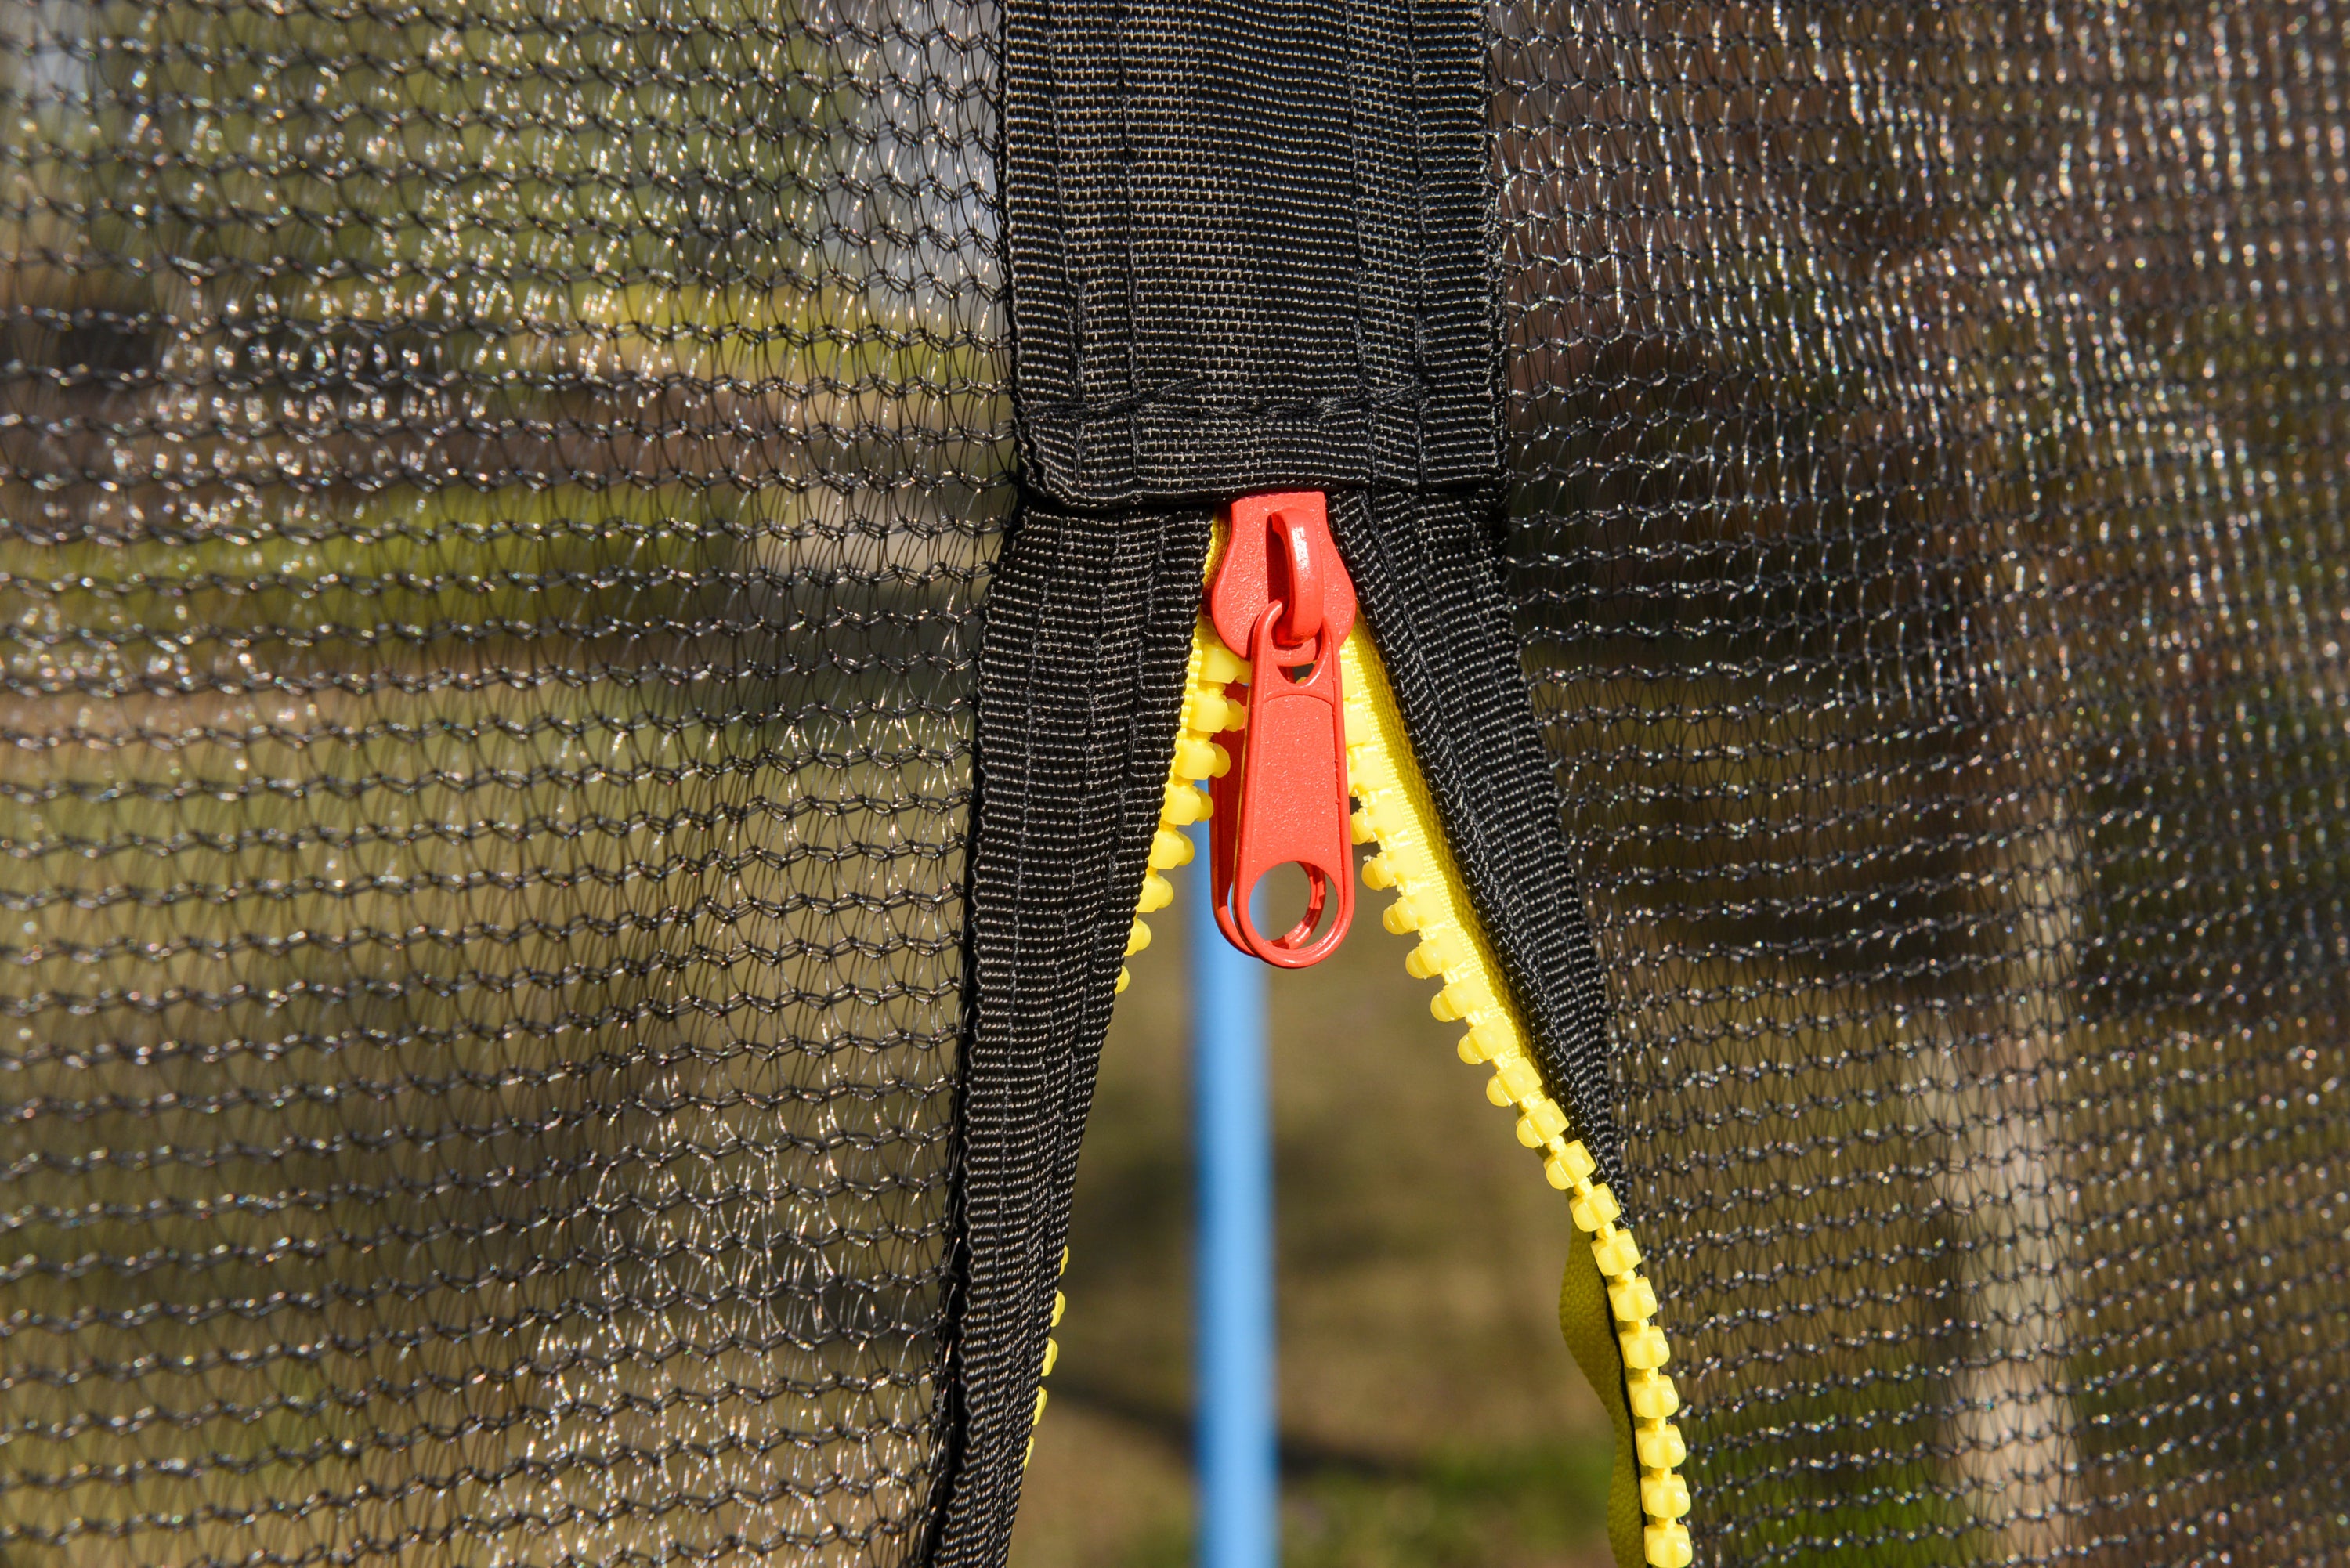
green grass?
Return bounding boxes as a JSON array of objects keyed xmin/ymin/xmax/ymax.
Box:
[{"xmin": 1285, "ymin": 1441, "xmax": 1616, "ymax": 1568}]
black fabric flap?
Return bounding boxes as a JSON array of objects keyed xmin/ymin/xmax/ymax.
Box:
[
  {"xmin": 1003, "ymin": 0, "xmax": 1499, "ymax": 508},
  {"xmin": 931, "ymin": 503, "xmax": 1213, "ymax": 1568}
]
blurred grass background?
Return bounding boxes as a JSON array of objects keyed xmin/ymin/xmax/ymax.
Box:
[{"xmin": 1010, "ymin": 873, "xmax": 1616, "ymax": 1568}]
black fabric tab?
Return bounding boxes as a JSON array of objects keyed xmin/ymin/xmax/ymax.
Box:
[
  {"xmin": 1333, "ymin": 490, "xmax": 1624, "ymax": 1196},
  {"xmin": 1002, "ymin": 0, "xmax": 1499, "ymax": 508},
  {"xmin": 931, "ymin": 503, "xmax": 1213, "ymax": 1568}
]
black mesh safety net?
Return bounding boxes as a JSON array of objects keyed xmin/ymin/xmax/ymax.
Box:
[
  {"xmin": 1499, "ymin": 2, "xmax": 2350, "ymax": 1563},
  {"xmin": 0, "ymin": 0, "xmax": 1006, "ymax": 1563},
  {"xmin": 3, "ymin": 1, "xmax": 2349, "ymax": 1566}
]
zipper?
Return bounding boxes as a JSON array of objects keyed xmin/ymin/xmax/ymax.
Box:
[
  {"xmin": 1334, "ymin": 616, "xmax": 1693, "ymax": 1568},
  {"xmin": 1051, "ymin": 499, "xmax": 1694, "ymax": 1568},
  {"xmin": 1202, "ymin": 491, "xmax": 1358, "ymax": 968}
]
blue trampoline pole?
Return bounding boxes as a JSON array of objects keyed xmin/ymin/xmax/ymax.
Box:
[{"xmin": 1187, "ymin": 822, "xmax": 1278, "ymax": 1568}]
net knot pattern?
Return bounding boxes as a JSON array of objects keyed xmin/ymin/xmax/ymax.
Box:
[
  {"xmin": 1498, "ymin": 2, "xmax": 2350, "ymax": 1563},
  {"xmin": 0, "ymin": 0, "xmax": 1007, "ymax": 1562}
]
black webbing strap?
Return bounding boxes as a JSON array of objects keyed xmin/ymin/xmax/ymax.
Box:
[
  {"xmin": 1000, "ymin": 0, "xmax": 1498, "ymax": 506},
  {"xmin": 1332, "ymin": 490, "xmax": 1624, "ymax": 1198},
  {"xmin": 940, "ymin": 4, "xmax": 1615, "ymax": 1563},
  {"xmin": 936, "ymin": 503, "xmax": 1210, "ymax": 1566}
]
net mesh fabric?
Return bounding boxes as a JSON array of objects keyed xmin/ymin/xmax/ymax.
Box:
[
  {"xmin": 0, "ymin": 1, "xmax": 1004, "ymax": 1563},
  {"xmin": 1498, "ymin": 3, "xmax": 2350, "ymax": 1563},
  {"xmin": 7, "ymin": 0, "xmax": 2350, "ymax": 1563}
]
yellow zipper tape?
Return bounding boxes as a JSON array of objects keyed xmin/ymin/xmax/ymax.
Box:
[{"xmin": 1334, "ymin": 621, "xmax": 1694, "ymax": 1568}]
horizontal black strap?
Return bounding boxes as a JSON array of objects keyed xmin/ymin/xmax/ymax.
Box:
[{"xmin": 1003, "ymin": 0, "xmax": 1499, "ymax": 508}]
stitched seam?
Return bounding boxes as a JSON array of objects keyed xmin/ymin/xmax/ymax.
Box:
[
  {"xmin": 1041, "ymin": 0, "xmax": 1078, "ymax": 446},
  {"xmin": 1112, "ymin": 0, "xmax": 1138, "ymax": 470},
  {"xmin": 1405, "ymin": 0, "xmax": 1431, "ymax": 492},
  {"xmin": 1029, "ymin": 375, "xmax": 1427, "ymax": 423},
  {"xmin": 1346, "ymin": 0, "xmax": 1373, "ymax": 457},
  {"xmin": 1029, "ymin": 372, "xmax": 1203, "ymax": 421}
]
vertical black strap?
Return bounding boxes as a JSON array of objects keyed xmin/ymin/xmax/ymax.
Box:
[
  {"xmin": 935, "ymin": 504, "xmax": 1210, "ymax": 1568},
  {"xmin": 1332, "ymin": 490, "xmax": 1624, "ymax": 1196},
  {"xmin": 941, "ymin": 3, "xmax": 1618, "ymax": 1563}
]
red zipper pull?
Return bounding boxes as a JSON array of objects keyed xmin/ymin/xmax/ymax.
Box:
[{"xmin": 1205, "ymin": 491, "xmax": 1357, "ymax": 968}]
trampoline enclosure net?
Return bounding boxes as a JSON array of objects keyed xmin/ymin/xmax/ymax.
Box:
[
  {"xmin": 0, "ymin": 0, "xmax": 1004, "ymax": 1562},
  {"xmin": 2, "ymin": 0, "xmax": 2348, "ymax": 1565},
  {"xmin": 1499, "ymin": 2, "xmax": 2350, "ymax": 1563}
]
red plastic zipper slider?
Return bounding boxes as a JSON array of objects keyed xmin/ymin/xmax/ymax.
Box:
[{"xmin": 1204, "ymin": 491, "xmax": 1357, "ymax": 968}]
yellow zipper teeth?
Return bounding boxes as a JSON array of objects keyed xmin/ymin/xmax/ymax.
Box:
[
  {"xmin": 1039, "ymin": 598, "xmax": 1691, "ymax": 1568},
  {"xmin": 1028, "ymin": 618, "xmax": 1244, "ymax": 1465},
  {"xmin": 1331, "ymin": 621, "xmax": 1694, "ymax": 1568}
]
